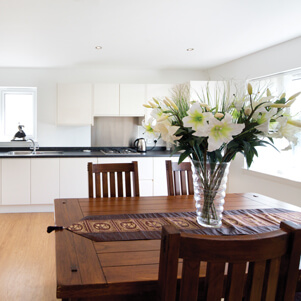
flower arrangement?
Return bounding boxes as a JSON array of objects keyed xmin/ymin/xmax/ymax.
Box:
[
  {"xmin": 142, "ymin": 82, "xmax": 301, "ymax": 227},
  {"xmin": 143, "ymin": 82, "xmax": 301, "ymax": 167}
]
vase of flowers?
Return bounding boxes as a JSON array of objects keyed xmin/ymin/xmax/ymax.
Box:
[{"xmin": 142, "ymin": 82, "xmax": 301, "ymax": 227}]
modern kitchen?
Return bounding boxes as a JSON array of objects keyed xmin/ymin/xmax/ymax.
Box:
[{"xmin": 0, "ymin": 1, "xmax": 301, "ymax": 300}]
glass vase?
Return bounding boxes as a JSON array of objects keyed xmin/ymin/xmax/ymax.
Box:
[{"xmin": 191, "ymin": 159, "xmax": 230, "ymax": 228}]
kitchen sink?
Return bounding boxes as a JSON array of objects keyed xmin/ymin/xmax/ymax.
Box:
[{"xmin": 8, "ymin": 151, "xmax": 64, "ymax": 155}]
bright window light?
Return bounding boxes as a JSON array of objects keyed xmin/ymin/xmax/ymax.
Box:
[
  {"xmin": 247, "ymin": 71, "xmax": 301, "ymax": 182},
  {"xmin": 0, "ymin": 87, "xmax": 37, "ymax": 141}
]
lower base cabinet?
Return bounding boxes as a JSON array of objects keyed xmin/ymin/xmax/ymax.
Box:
[
  {"xmin": 0, "ymin": 156, "xmax": 177, "ymax": 208},
  {"xmin": 31, "ymin": 159, "xmax": 60, "ymax": 204},
  {"xmin": 2, "ymin": 159, "xmax": 30, "ymax": 205},
  {"xmin": 59, "ymin": 158, "xmax": 97, "ymax": 198}
]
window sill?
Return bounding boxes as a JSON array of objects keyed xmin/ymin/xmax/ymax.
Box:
[{"xmin": 242, "ymin": 167, "xmax": 301, "ymax": 188}]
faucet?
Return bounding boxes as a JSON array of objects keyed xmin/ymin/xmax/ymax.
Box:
[{"xmin": 27, "ymin": 139, "xmax": 39, "ymax": 154}]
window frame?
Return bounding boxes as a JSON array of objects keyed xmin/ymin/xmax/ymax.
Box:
[{"xmin": 0, "ymin": 87, "xmax": 37, "ymax": 142}]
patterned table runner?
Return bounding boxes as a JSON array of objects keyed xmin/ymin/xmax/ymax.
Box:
[{"xmin": 66, "ymin": 208, "xmax": 301, "ymax": 242}]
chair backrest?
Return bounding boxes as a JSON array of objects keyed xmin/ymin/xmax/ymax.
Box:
[
  {"xmin": 158, "ymin": 221, "xmax": 301, "ymax": 301},
  {"xmin": 165, "ymin": 160, "xmax": 194, "ymax": 196},
  {"xmin": 87, "ymin": 161, "xmax": 140, "ymax": 198}
]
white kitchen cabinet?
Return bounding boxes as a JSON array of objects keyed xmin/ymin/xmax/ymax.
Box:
[
  {"xmin": 119, "ymin": 84, "xmax": 147, "ymax": 116},
  {"xmin": 146, "ymin": 84, "xmax": 174, "ymax": 102},
  {"xmin": 93, "ymin": 83, "xmax": 120, "ymax": 116},
  {"xmin": 2, "ymin": 159, "xmax": 30, "ymax": 205},
  {"xmin": 0, "ymin": 160, "xmax": 2, "ymax": 204},
  {"xmin": 59, "ymin": 157, "xmax": 97, "ymax": 198},
  {"xmin": 57, "ymin": 83, "xmax": 93, "ymax": 125},
  {"xmin": 31, "ymin": 159, "xmax": 60, "ymax": 204}
]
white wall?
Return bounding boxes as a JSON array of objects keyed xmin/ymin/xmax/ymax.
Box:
[
  {"xmin": 207, "ymin": 37, "xmax": 301, "ymax": 207},
  {"xmin": 207, "ymin": 36, "xmax": 301, "ymax": 80},
  {"xmin": 0, "ymin": 67, "xmax": 207, "ymax": 146}
]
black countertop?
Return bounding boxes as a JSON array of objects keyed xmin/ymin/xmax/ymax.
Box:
[{"xmin": 0, "ymin": 147, "xmax": 178, "ymax": 158}]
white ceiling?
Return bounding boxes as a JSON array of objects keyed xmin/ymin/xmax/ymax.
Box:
[{"xmin": 0, "ymin": 0, "xmax": 301, "ymax": 70}]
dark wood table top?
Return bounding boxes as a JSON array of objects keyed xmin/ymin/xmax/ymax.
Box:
[{"xmin": 54, "ymin": 193, "xmax": 301, "ymax": 300}]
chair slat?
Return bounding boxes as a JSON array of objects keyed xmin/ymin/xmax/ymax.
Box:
[
  {"xmin": 117, "ymin": 172, "xmax": 123, "ymax": 196},
  {"xmin": 110, "ymin": 172, "xmax": 116, "ymax": 197},
  {"xmin": 125, "ymin": 171, "xmax": 131, "ymax": 197},
  {"xmin": 226, "ymin": 262, "xmax": 246, "ymax": 300},
  {"xmin": 263, "ymin": 258, "xmax": 281, "ymax": 300},
  {"xmin": 95, "ymin": 173, "xmax": 101, "ymax": 198},
  {"xmin": 180, "ymin": 171, "xmax": 187, "ymax": 195},
  {"xmin": 102, "ymin": 172, "xmax": 108, "ymax": 197},
  {"xmin": 174, "ymin": 171, "xmax": 181, "ymax": 195},
  {"xmin": 249, "ymin": 261, "xmax": 266, "ymax": 301},
  {"xmin": 205, "ymin": 262, "xmax": 225, "ymax": 301},
  {"xmin": 180, "ymin": 258, "xmax": 200, "ymax": 301},
  {"xmin": 187, "ymin": 170, "xmax": 194, "ymax": 194}
]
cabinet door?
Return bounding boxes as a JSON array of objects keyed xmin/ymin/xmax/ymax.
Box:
[
  {"xmin": 93, "ymin": 83, "xmax": 120, "ymax": 116},
  {"xmin": 57, "ymin": 83, "xmax": 93, "ymax": 125},
  {"xmin": 31, "ymin": 159, "xmax": 59, "ymax": 204},
  {"xmin": 119, "ymin": 84, "xmax": 146, "ymax": 116},
  {"xmin": 2, "ymin": 159, "xmax": 30, "ymax": 205},
  {"xmin": 146, "ymin": 84, "xmax": 174, "ymax": 102},
  {"xmin": 59, "ymin": 158, "xmax": 97, "ymax": 198}
]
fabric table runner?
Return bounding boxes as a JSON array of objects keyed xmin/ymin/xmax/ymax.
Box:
[{"xmin": 66, "ymin": 208, "xmax": 301, "ymax": 242}]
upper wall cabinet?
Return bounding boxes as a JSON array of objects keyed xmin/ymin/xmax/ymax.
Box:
[
  {"xmin": 57, "ymin": 83, "xmax": 93, "ymax": 125},
  {"xmin": 119, "ymin": 84, "xmax": 146, "ymax": 116},
  {"xmin": 93, "ymin": 83, "xmax": 119, "ymax": 116},
  {"xmin": 93, "ymin": 84, "xmax": 147, "ymax": 117},
  {"xmin": 146, "ymin": 84, "xmax": 174, "ymax": 102}
]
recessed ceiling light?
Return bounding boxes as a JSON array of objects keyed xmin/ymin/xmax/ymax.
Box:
[
  {"xmin": 95, "ymin": 46, "xmax": 102, "ymax": 50},
  {"xmin": 187, "ymin": 48, "xmax": 194, "ymax": 51}
]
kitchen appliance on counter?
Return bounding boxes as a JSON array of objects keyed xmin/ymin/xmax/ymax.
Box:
[
  {"xmin": 134, "ymin": 138, "xmax": 146, "ymax": 152},
  {"xmin": 100, "ymin": 147, "xmax": 139, "ymax": 155}
]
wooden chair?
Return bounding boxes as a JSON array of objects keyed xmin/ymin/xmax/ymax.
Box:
[
  {"xmin": 165, "ymin": 160, "xmax": 194, "ymax": 196},
  {"xmin": 87, "ymin": 161, "xmax": 139, "ymax": 198},
  {"xmin": 158, "ymin": 222, "xmax": 301, "ymax": 301}
]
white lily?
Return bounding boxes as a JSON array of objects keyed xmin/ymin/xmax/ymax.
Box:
[
  {"xmin": 255, "ymin": 108, "xmax": 277, "ymax": 134},
  {"xmin": 154, "ymin": 120, "xmax": 181, "ymax": 144},
  {"xmin": 151, "ymin": 108, "xmax": 169, "ymax": 122},
  {"xmin": 182, "ymin": 103, "xmax": 211, "ymax": 136},
  {"xmin": 142, "ymin": 118, "xmax": 160, "ymax": 139},
  {"xmin": 207, "ymin": 113, "xmax": 245, "ymax": 152}
]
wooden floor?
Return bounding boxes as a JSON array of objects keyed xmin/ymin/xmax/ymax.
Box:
[{"xmin": 0, "ymin": 212, "xmax": 59, "ymax": 301}]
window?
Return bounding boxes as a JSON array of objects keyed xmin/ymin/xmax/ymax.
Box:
[
  {"xmin": 247, "ymin": 70, "xmax": 301, "ymax": 182},
  {"xmin": 0, "ymin": 87, "xmax": 37, "ymax": 141}
]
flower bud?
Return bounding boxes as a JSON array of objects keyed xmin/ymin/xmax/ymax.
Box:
[
  {"xmin": 267, "ymin": 88, "xmax": 271, "ymax": 97},
  {"xmin": 244, "ymin": 108, "xmax": 252, "ymax": 116},
  {"xmin": 152, "ymin": 97, "xmax": 160, "ymax": 105},
  {"xmin": 280, "ymin": 93, "xmax": 286, "ymax": 100},
  {"xmin": 287, "ymin": 119, "xmax": 301, "ymax": 128},
  {"xmin": 214, "ymin": 112, "xmax": 224, "ymax": 119},
  {"xmin": 247, "ymin": 83, "xmax": 252, "ymax": 95},
  {"xmin": 288, "ymin": 92, "xmax": 301, "ymax": 101},
  {"xmin": 143, "ymin": 104, "xmax": 152, "ymax": 108},
  {"xmin": 165, "ymin": 97, "xmax": 179, "ymax": 111}
]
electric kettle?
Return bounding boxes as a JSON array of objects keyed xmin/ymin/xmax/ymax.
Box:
[{"xmin": 134, "ymin": 138, "xmax": 146, "ymax": 152}]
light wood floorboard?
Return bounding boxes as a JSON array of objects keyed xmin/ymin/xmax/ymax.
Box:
[{"xmin": 0, "ymin": 212, "xmax": 59, "ymax": 301}]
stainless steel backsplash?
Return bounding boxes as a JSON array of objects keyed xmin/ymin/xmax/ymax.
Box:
[{"xmin": 91, "ymin": 117, "xmax": 139, "ymax": 147}]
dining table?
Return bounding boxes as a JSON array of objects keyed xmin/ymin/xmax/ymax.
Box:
[{"xmin": 54, "ymin": 192, "xmax": 301, "ymax": 301}]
